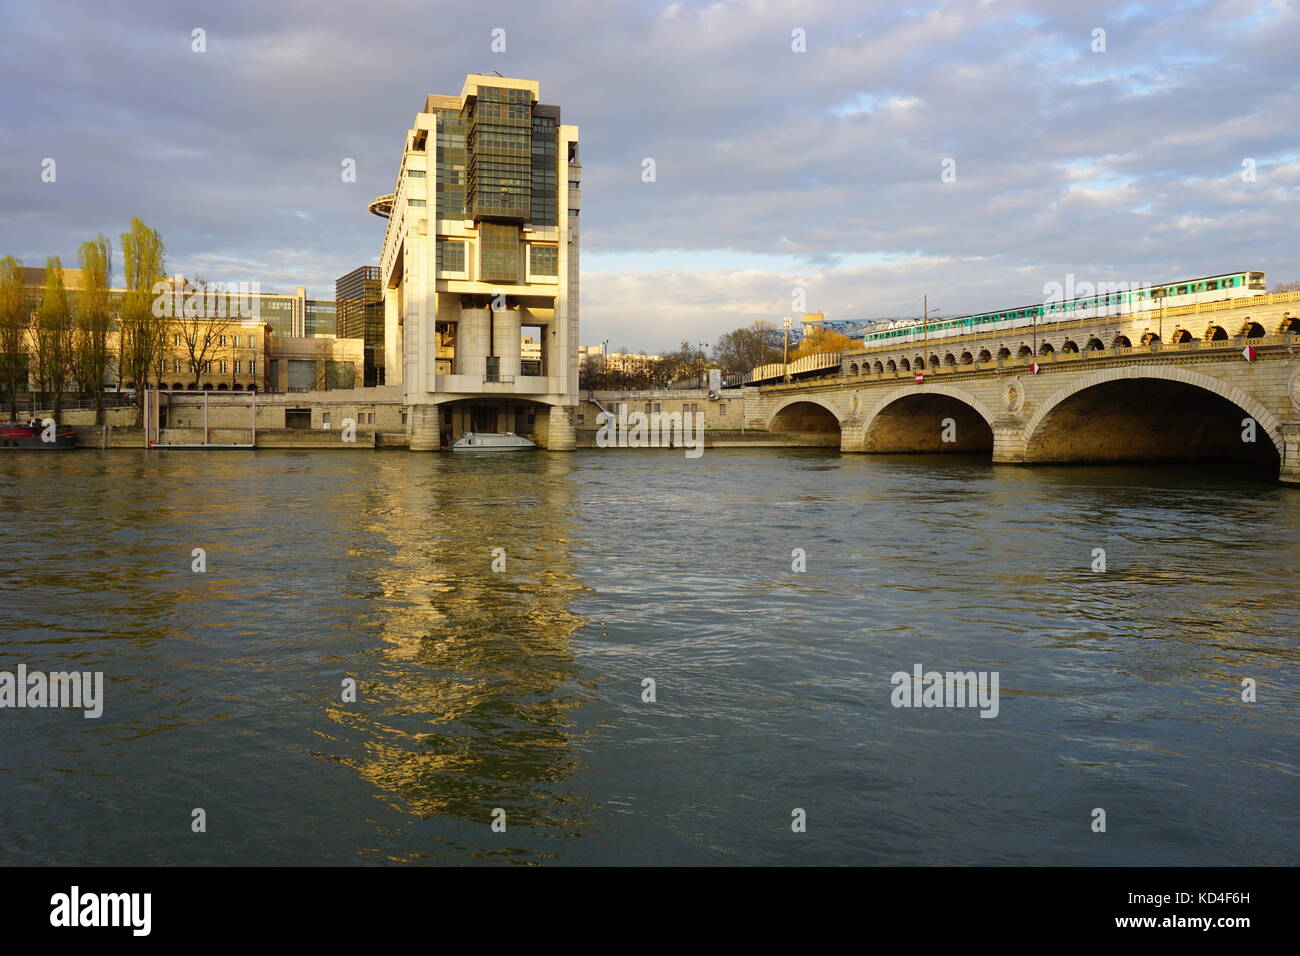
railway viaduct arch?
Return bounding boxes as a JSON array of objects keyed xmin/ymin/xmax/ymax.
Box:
[{"xmin": 758, "ymin": 348, "xmax": 1300, "ymax": 483}]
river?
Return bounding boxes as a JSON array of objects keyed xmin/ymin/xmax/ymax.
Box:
[{"xmin": 0, "ymin": 448, "xmax": 1295, "ymax": 865}]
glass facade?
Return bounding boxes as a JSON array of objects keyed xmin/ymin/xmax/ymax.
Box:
[
  {"xmin": 479, "ymin": 222, "xmax": 520, "ymax": 283},
  {"xmin": 335, "ymin": 266, "xmax": 385, "ymax": 386},
  {"xmin": 437, "ymin": 240, "xmax": 466, "ymax": 273},
  {"xmin": 530, "ymin": 114, "xmax": 558, "ymax": 226},
  {"xmin": 434, "ymin": 109, "xmax": 467, "ymax": 220},
  {"xmin": 305, "ymin": 300, "xmax": 336, "ymax": 336},
  {"xmin": 530, "ymin": 244, "xmax": 558, "ymax": 276},
  {"xmin": 466, "ymin": 86, "xmax": 533, "ymax": 221}
]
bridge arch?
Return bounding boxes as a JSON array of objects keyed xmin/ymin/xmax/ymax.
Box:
[
  {"xmin": 767, "ymin": 395, "xmax": 844, "ymax": 438},
  {"xmin": 860, "ymin": 384, "xmax": 998, "ymax": 454},
  {"xmin": 1022, "ymin": 365, "xmax": 1283, "ymax": 466}
]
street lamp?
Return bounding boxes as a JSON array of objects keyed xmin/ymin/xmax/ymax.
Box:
[{"xmin": 783, "ymin": 316, "xmax": 792, "ymax": 382}]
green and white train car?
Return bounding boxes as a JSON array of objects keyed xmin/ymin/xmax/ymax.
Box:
[{"xmin": 860, "ymin": 271, "xmax": 1267, "ymax": 347}]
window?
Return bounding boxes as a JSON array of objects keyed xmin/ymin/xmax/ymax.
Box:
[
  {"xmin": 437, "ymin": 240, "xmax": 466, "ymax": 272},
  {"xmin": 576, "ymin": 413, "xmax": 584, "ymax": 426},
  {"xmin": 203, "ymin": 361, "xmax": 212, "ymax": 373},
  {"xmin": 530, "ymin": 244, "xmax": 558, "ymax": 276},
  {"xmin": 173, "ymin": 334, "xmax": 181, "ymax": 346},
  {"xmin": 172, "ymin": 359, "xmax": 181, "ymax": 373},
  {"xmin": 234, "ymin": 360, "xmax": 242, "ymax": 374},
  {"xmin": 719, "ymin": 403, "xmax": 726, "ymax": 416},
  {"xmin": 568, "ymin": 208, "xmax": 579, "ymax": 216},
  {"xmin": 218, "ymin": 335, "xmax": 226, "ymax": 347},
  {"xmin": 408, "ymin": 198, "xmax": 426, "ymax": 207},
  {"xmin": 219, "ymin": 360, "xmax": 228, "ymax": 374},
  {"xmin": 249, "ymin": 360, "xmax": 256, "ymax": 375},
  {"xmin": 408, "ymin": 170, "xmax": 425, "ymax": 178}
]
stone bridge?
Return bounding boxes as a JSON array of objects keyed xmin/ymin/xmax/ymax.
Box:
[{"xmin": 752, "ymin": 291, "xmax": 1300, "ymax": 484}]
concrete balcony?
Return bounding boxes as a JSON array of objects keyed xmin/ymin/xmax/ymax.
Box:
[{"xmin": 427, "ymin": 373, "xmax": 561, "ymax": 396}]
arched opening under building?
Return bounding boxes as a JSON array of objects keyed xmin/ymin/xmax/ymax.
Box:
[
  {"xmin": 1280, "ymin": 317, "xmax": 1300, "ymax": 334},
  {"xmin": 1085, "ymin": 337, "xmax": 1105, "ymax": 351},
  {"xmin": 960, "ymin": 351, "xmax": 973, "ymax": 365},
  {"xmin": 1206, "ymin": 325, "xmax": 1228, "ymax": 341},
  {"xmin": 1240, "ymin": 322, "xmax": 1265, "ymax": 338},
  {"xmin": 914, "ymin": 355, "xmax": 926, "ymax": 369},
  {"xmin": 997, "ymin": 347, "xmax": 1011, "ymax": 360},
  {"xmin": 1017, "ymin": 345, "xmax": 1033, "ymax": 358},
  {"xmin": 978, "ymin": 349, "xmax": 992, "ymax": 362},
  {"xmin": 769, "ymin": 401, "xmax": 841, "ymax": 446},
  {"xmin": 862, "ymin": 393, "xmax": 994, "ymax": 454},
  {"xmin": 887, "ymin": 359, "xmax": 897, "ymax": 372},
  {"xmin": 1039, "ymin": 342, "xmax": 1055, "ymax": 355},
  {"xmin": 873, "ymin": 361, "xmax": 884, "ymax": 373},
  {"xmin": 438, "ymin": 397, "xmax": 557, "ymax": 447},
  {"xmin": 849, "ymin": 362, "xmax": 859, "ymax": 375},
  {"xmin": 1025, "ymin": 378, "xmax": 1280, "ymax": 469},
  {"xmin": 1061, "ymin": 340, "xmax": 1079, "ymax": 353},
  {"xmin": 1171, "ymin": 329, "xmax": 1193, "ymax": 343},
  {"xmin": 1141, "ymin": 332, "xmax": 1160, "ymax": 346},
  {"xmin": 1112, "ymin": 334, "xmax": 1132, "ymax": 348},
  {"xmin": 900, "ymin": 358, "xmax": 911, "ymax": 371}
]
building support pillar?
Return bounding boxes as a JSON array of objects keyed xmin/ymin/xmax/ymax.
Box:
[
  {"xmin": 409, "ymin": 403, "xmax": 441, "ymax": 452},
  {"xmin": 544, "ymin": 404, "xmax": 576, "ymax": 451}
]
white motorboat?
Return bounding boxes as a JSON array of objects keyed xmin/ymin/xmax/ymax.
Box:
[{"xmin": 450, "ymin": 432, "xmax": 538, "ymax": 452}]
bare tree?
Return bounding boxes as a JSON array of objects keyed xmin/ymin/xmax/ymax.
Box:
[
  {"xmin": 173, "ymin": 277, "xmax": 239, "ymax": 387},
  {"xmin": 711, "ymin": 321, "xmax": 782, "ymax": 376},
  {"xmin": 76, "ymin": 235, "xmax": 114, "ymax": 424},
  {"xmin": 0, "ymin": 256, "xmax": 28, "ymax": 421},
  {"xmin": 119, "ymin": 218, "xmax": 167, "ymax": 425},
  {"xmin": 1273, "ymin": 280, "xmax": 1300, "ymax": 293}
]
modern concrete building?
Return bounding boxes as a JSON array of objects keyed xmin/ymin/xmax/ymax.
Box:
[{"xmin": 370, "ymin": 74, "xmax": 581, "ymax": 450}]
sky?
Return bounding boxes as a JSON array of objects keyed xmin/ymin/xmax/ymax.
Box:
[{"xmin": 1, "ymin": 0, "xmax": 1297, "ymax": 352}]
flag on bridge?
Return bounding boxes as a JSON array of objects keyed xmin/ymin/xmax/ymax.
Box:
[
  {"xmin": 1030, "ymin": 362, "xmax": 1040, "ymax": 375},
  {"xmin": 914, "ymin": 371, "xmax": 924, "ymax": 383},
  {"xmin": 1242, "ymin": 344, "xmax": 1258, "ymax": 362}
]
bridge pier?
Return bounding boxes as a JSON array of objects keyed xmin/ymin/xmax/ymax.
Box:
[
  {"xmin": 839, "ymin": 417, "xmax": 864, "ymax": 453},
  {"xmin": 1281, "ymin": 423, "xmax": 1300, "ymax": 486},
  {"xmin": 991, "ymin": 418, "xmax": 1026, "ymax": 464}
]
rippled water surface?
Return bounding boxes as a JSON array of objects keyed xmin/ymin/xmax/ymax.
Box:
[{"xmin": 0, "ymin": 448, "xmax": 1296, "ymax": 865}]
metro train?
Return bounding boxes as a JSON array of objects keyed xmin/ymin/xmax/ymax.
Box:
[{"xmin": 860, "ymin": 271, "xmax": 1268, "ymax": 347}]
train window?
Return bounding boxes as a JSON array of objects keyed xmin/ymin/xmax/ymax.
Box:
[{"xmin": 1207, "ymin": 281, "xmax": 1217, "ymax": 290}]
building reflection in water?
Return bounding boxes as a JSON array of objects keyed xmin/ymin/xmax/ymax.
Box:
[{"xmin": 318, "ymin": 452, "xmax": 597, "ymax": 856}]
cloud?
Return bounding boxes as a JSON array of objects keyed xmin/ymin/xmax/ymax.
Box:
[{"xmin": 1, "ymin": 0, "xmax": 1296, "ymax": 349}]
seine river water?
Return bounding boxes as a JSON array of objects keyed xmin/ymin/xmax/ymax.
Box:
[{"xmin": 0, "ymin": 448, "xmax": 1295, "ymax": 866}]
